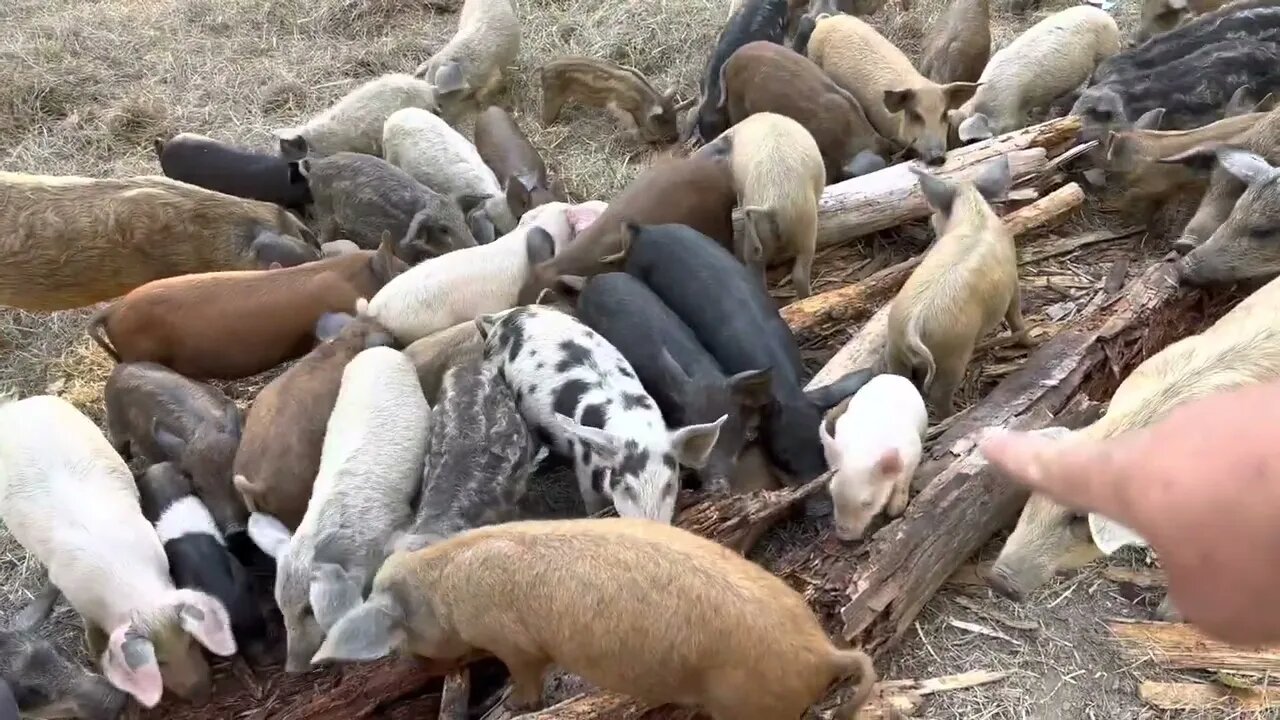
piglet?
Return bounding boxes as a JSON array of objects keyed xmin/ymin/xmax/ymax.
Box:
[
  {"xmin": 137, "ymin": 462, "xmax": 270, "ymax": 664},
  {"xmin": 819, "ymin": 373, "xmax": 927, "ymax": 540},
  {"xmin": 474, "ymin": 106, "xmax": 566, "ymax": 221},
  {"xmin": 154, "ymin": 132, "xmax": 312, "ymax": 212},
  {"xmin": 477, "ymin": 305, "xmax": 726, "ymax": 523},
  {"xmin": 413, "ymin": 0, "xmax": 520, "ymax": 124},
  {"xmin": 313, "ymin": 518, "xmax": 877, "ymax": 720},
  {"xmin": 274, "ymin": 73, "xmax": 439, "ymax": 158},
  {"xmin": 540, "ymin": 57, "xmax": 692, "ymax": 143},
  {"xmin": 404, "ymin": 320, "xmax": 485, "ymax": 404}
]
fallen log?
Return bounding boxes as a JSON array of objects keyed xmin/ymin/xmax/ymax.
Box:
[
  {"xmin": 1139, "ymin": 680, "xmax": 1280, "ymax": 711},
  {"xmin": 1110, "ymin": 620, "xmax": 1280, "ymax": 673}
]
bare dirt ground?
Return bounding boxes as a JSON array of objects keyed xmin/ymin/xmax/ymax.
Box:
[{"xmin": 0, "ymin": 0, "xmax": 1266, "ymax": 717}]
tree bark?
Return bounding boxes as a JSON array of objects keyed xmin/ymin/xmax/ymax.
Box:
[{"xmin": 1110, "ymin": 620, "xmax": 1280, "ymax": 672}]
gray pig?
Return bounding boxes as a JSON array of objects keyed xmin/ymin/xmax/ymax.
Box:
[{"xmin": 1177, "ymin": 146, "xmax": 1280, "ymax": 285}]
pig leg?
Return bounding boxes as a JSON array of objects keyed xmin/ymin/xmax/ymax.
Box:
[
  {"xmin": 790, "ymin": 251, "xmax": 813, "ymax": 300},
  {"xmin": 886, "ymin": 473, "xmax": 910, "ymax": 517},
  {"xmin": 1004, "ymin": 291, "xmax": 1032, "ymax": 347},
  {"xmin": 498, "ymin": 654, "xmax": 550, "ymax": 710},
  {"xmin": 541, "ymin": 91, "xmax": 566, "ymax": 126}
]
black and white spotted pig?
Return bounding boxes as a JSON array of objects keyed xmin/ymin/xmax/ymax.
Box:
[
  {"xmin": 476, "ymin": 305, "xmax": 726, "ymax": 523},
  {"xmin": 396, "ymin": 355, "xmax": 540, "ymax": 551},
  {"xmin": 136, "ymin": 462, "xmax": 270, "ymax": 665}
]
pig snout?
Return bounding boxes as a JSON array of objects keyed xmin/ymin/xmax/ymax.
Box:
[
  {"xmin": 985, "ymin": 565, "xmax": 1027, "ymax": 602},
  {"xmin": 1171, "ymin": 237, "xmax": 1199, "ymax": 256},
  {"xmin": 919, "ymin": 140, "xmax": 948, "ymax": 166}
]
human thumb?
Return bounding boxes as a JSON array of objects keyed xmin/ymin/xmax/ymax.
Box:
[{"xmin": 978, "ymin": 427, "xmax": 1135, "ymax": 522}]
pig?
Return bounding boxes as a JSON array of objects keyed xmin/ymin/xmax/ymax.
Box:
[
  {"xmin": 313, "ymin": 518, "xmax": 878, "ymax": 720},
  {"xmin": 540, "ymin": 57, "xmax": 692, "ymax": 144},
  {"xmin": 728, "ymin": 443, "xmax": 786, "ymax": 493},
  {"xmin": 383, "ymin": 107, "xmax": 517, "ymax": 243},
  {"xmin": 819, "ymin": 374, "xmax": 927, "ymax": 540},
  {"xmin": 1174, "ymin": 147, "xmax": 1280, "ymax": 284},
  {"xmin": 0, "ymin": 587, "xmax": 127, "ymax": 720},
  {"xmin": 1138, "ymin": 0, "xmax": 1232, "ymax": 42},
  {"xmin": 103, "ymin": 362, "xmax": 247, "ymax": 547},
  {"xmin": 615, "ymin": 223, "xmax": 875, "ymax": 485},
  {"xmin": 233, "ymin": 310, "xmax": 395, "ymax": 532},
  {"xmin": 885, "ymin": 156, "xmax": 1025, "ymax": 417},
  {"xmin": 990, "ymin": 272, "xmax": 1280, "ymax": 601},
  {"xmin": 953, "ymin": 6, "xmax": 1120, "ymax": 143},
  {"xmin": 367, "ymin": 201, "xmax": 607, "ymax": 344},
  {"xmin": 0, "ymin": 172, "xmax": 318, "ymax": 312},
  {"xmin": 412, "ymin": 0, "xmax": 520, "ymax": 124},
  {"xmin": 569, "ymin": 272, "xmax": 773, "ymax": 493},
  {"xmin": 292, "ymin": 150, "xmax": 480, "ymax": 264},
  {"xmin": 719, "ymin": 41, "xmax": 892, "ymax": 182},
  {"xmin": 517, "ymin": 156, "xmax": 736, "ymax": 304},
  {"xmin": 274, "ymin": 73, "xmax": 439, "ymax": 158},
  {"xmin": 404, "ymin": 320, "xmax": 485, "ymax": 404},
  {"xmin": 153, "ymin": 132, "xmax": 311, "ymax": 212},
  {"xmin": 474, "ymin": 105, "xmax": 566, "ymax": 221},
  {"xmin": 247, "ymin": 346, "xmax": 430, "ymax": 672},
  {"xmin": 806, "ymin": 14, "xmax": 980, "ymax": 165},
  {"xmin": 476, "ymin": 305, "xmax": 727, "ymax": 523},
  {"xmin": 688, "ymin": 0, "xmax": 790, "ymax": 145},
  {"xmin": 1159, "ymin": 104, "xmax": 1280, "ymax": 251},
  {"xmin": 135, "ymin": 462, "xmax": 269, "ymax": 664},
  {"xmin": 0, "ymin": 396, "xmax": 236, "ymax": 708},
  {"xmin": 698, "ymin": 112, "xmax": 825, "ymax": 298},
  {"xmin": 88, "ymin": 240, "xmax": 405, "ymax": 380},
  {"xmin": 395, "ymin": 356, "xmax": 539, "ymax": 551},
  {"xmin": 919, "ymin": 0, "xmax": 990, "ymax": 85}
]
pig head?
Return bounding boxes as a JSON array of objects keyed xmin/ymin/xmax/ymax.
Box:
[{"xmin": 1176, "ymin": 147, "xmax": 1280, "ymax": 285}]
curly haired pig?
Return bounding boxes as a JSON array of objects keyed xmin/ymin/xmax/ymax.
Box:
[
  {"xmin": 413, "ymin": 0, "xmax": 520, "ymax": 124},
  {"xmin": 275, "ymin": 73, "xmax": 439, "ymax": 158}
]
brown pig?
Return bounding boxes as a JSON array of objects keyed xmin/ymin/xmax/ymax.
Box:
[
  {"xmin": 403, "ymin": 320, "xmax": 485, "ymax": 404},
  {"xmin": 88, "ymin": 238, "xmax": 406, "ymax": 380},
  {"xmin": 0, "ymin": 172, "xmax": 318, "ymax": 312},
  {"xmin": 541, "ymin": 57, "xmax": 694, "ymax": 144},
  {"xmin": 885, "ymin": 156, "xmax": 1026, "ymax": 417},
  {"xmin": 720, "ymin": 41, "xmax": 893, "ymax": 182},
  {"xmin": 698, "ymin": 112, "xmax": 825, "ymax": 298},
  {"xmin": 313, "ymin": 517, "xmax": 877, "ymax": 719},
  {"xmin": 919, "ymin": 0, "xmax": 991, "ymax": 84},
  {"xmin": 233, "ymin": 311, "xmax": 395, "ymax": 531},
  {"xmin": 473, "ymin": 106, "xmax": 566, "ymax": 222},
  {"xmin": 807, "ymin": 14, "xmax": 980, "ymax": 165},
  {"xmin": 989, "ymin": 271, "xmax": 1280, "ymax": 602},
  {"xmin": 1138, "ymin": 0, "xmax": 1231, "ymax": 42},
  {"xmin": 516, "ymin": 155, "xmax": 737, "ymax": 303}
]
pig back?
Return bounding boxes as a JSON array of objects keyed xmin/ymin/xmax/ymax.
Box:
[{"xmin": 474, "ymin": 107, "xmax": 548, "ymax": 186}]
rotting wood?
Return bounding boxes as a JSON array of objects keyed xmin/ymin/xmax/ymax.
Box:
[
  {"xmin": 1101, "ymin": 567, "xmax": 1167, "ymax": 588},
  {"xmin": 1139, "ymin": 681, "xmax": 1280, "ymax": 711},
  {"xmin": 439, "ymin": 668, "xmax": 470, "ymax": 720},
  {"xmin": 267, "ymin": 657, "xmax": 456, "ymax": 720},
  {"xmin": 1018, "ymin": 226, "xmax": 1141, "ymax": 266},
  {"xmin": 1110, "ymin": 620, "xmax": 1280, "ymax": 672},
  {"xmin": 673, "ymin": 476, "xmax": 827, "ymax": 555}
]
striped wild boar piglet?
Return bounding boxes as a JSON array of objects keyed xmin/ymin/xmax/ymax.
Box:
[
  {"xmin": 807, "ymin": 14, "xmax": 979, "ymax": 165},
  {"xmin": 154, "ymin": 132, "xmax": 312, "ymax": 212},
  {"xmin": 698, "ymin": 111, "xmax": 825, "ymax": 298},
  {"xmin": 405, "ymin": 320, "xmax": 485, "ymax": 404},
  {"xmin": 477, "ymin": 305, "xmax": 727, "ymax": 523},
  {"xmin": 517, "ymin": 156, "xmax": 736, "ymax": 303},
  {"xmin": 1174, "ymin": 147, "xmax": 1280, "ymax": 285},
  {"xmin": 0, "ymin": 173, "xmax": 318, "ymax": 312},
  {"xmin": 136, "ymin": 462, "xmax": 269, "ymax": 664},
  {"xmin": 541, "ymin": 57, "xmax": 691, "ymax": 144},
  {"xmin": 0, "ymin": 396, "xmax": 236, "ymax": 708},
  {"xmin": 952, "ymin": 6, "xmax": 1120, "ymax": 143},
  {"xmin": 413, "ymin": 0, "xmax": 520, "ymax": 124},
  {"xmin": 919, "ymin": 0, "xmax": 990, "ymax": 85},
  {"xmin": 820, "ymin": 374, "xmax": 927, "ymax": 540},
  {"xmin": 384, "ymin": 107, "xmax": 517, "ymax": 243},
  {"xmin": 89, "ymin": 240, "xmax": 405, "ymax": 380},
  {"xmin": 368, "ymin": 200, "xmax": 606, "ymax": 344},
  {"xmin": 297, "ymin": 151, "xmax": 479, "ymax": 264},
  {"xmin": 247, "ymin": 346, "xmax": 429, "ymax": 672},
  {"xmin": 688, "ymin": 0, "xmax": 789, "ymax": 144},
  {"xmin": 615, "ymin": 223, "xmax": 875, "ymax": 487},
  {"xmin": 313, "ymin": 518, "xmax": 877, "ymax": 720},
  {"xmin": 274, "ymin": 73, "xmax": 439, "ymax": 158},
  {"xmin": 568, "ymin": 272, "xmax": 773, "ymax": 493},
  {"xmin": 396, "ymin": 355, "xmax": 539, "ymax": 551},
  {"xmin": 886, "ymin": 156, "xmax": 1026, "ymax": 418},
  {"xmin": 474, "ymin": 106, "xmax": 566, "ymax": 221},
  {"xmin": 720, "ymin": 41, "xmax": 891, "ymax": 182},
  {"xmin": 104, "ymin": 362, "xmax": 248, "ymax": 551},
  {"xmin": 234, "ymin": 309, "xmax": 395, "ymax": 531}
]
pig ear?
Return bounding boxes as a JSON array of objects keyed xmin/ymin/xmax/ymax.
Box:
[
  {"xmin": 373, "ymin": 232, "xmax": 404, "ymax": 282},
  {"xmin": 310, "ymin": 563, "xmax": 365, "ymax": 632},
  {"xmin": 457, "ymin": 193, "xmax": 490, "ymax": 216},
  {"xmin": 565, "ymin": 203, "xmax": 604, "ymax": 235},
  {"xmin": 670, "ymin": 414, "xmax": 727, "ymax": 469},
  {"xmin": 247, "ymin": 512, "xmax": 292, "ymax": 562},
  {"xmin": 474, "ymin": 312, "xmax": 501, "ymax": 342},
  {"xmin": 526, "ymin": 226, "xmax": 556, "ymax": 266},
  {"xmin": 804, "ymin": 367, "xmax": 875, "ymax": 411},
  {"xmin": 551, "ymin": 275, "xmax": 586, "ymax": 302},
  {"xmin": 882, "ymin": 88, "xmax": 915, "ymax": 114},
  {"xmin": 1132, "ymin": 107, "xmax": 1165, "ymax": 131},
  {"xmin": 505, "ymin": 175, "xmax": 534, "ymax": 218},
  {"xmin": 102, "ymin": 625, "xmax": 163, "ymax": 708},
  {"xmin": 1087, "ymin": 513, "xmax": 1148, "ymax": 555},
  {"xmin": 311, "ymin": 592, "xmax": 406, "ymax": 665},
  {"xmin": 728, "ymin": 368, "xmax": 773, "ymax": 408},
  {"xmin": 875, "ymin": 448, "xmax": 904, "ymax": 476},
  {"xmin": 943, "ymin": 82, "xmax": 981, "ymax": 109},
  {"xmin": 973, "ymin": 154, "xmax": 1012, "ymax": 203},
  {"xmin": 1224, "ymin": 86, "xmax": 1255, "ymax": 117},
  {"xmin": 468, "ymin": 209, "xmax": 497, "ymax": 245},
  {"xmin": 957, "ymin": 113, "xmax": 993, "ymax": 143},
  {"xmin": 151, "ymin": 419, "xmax": 187, "ymax": 459},
  {"xmin": 1157, "ymin": 142, "xmax": 1222, "ymax": 171},
  {"xmin": 845, "ymin": 150, "xmax": 887, "ymax": 178},
  {"xmin": 1217, "ymin": 146, "xmax": 1280, "ymax": 186},
  {"xmin": 315, "ymin": 312, "xmax": 354, "ymax": 343},
  {"xmin": 911, "ymin": 166, "xmax": 957, "ymax": 214},
  {"xmin": 276, "ymin": 132, "xmax": 309, "ymax": 162},
  {"xmin": 434, "ymin": 61, "xmax": 469, "ymax": 95},
  {"xmin": 169, "ymin": 590, "xmax": 236, "ymax": 657},
  {"xmin": 550, "ymin": 413, "xmax": 624, "ymax": 462}
]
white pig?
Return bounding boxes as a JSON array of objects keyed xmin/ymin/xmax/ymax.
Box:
[
  {"xmin": 366, "ymin": 201, "xmax": 606, "ymax": 344},
  {"xmin": 0, "ymin": 396, "xmax": 235, "ymax": 709},
  {"xmin": 819, "ymin": 374, "xmax": 927, "ymax": 540},
  {"xmin": 412, "ymin": 0, "xmax": 520, "ymax": 123},
  {"xmin": 275, "ymin": 74, "xmax": 440, "ymax": 159},
  {"xmin": 383, "ymin": 107, "xmax": 517, "ymax": 242},
  {"xmin": 246, "ymin": 346, "xmax": 430, "ymax": 672}
]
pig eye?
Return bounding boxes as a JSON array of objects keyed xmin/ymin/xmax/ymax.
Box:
[{"xmin": 1250, "ymin": 226, "xmax": 1277, "ymax": 240}]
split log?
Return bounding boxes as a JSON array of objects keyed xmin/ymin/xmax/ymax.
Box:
[
  {"xmin": 269, "ymin": 657, "xmax": 458, "ymax": 720},
  {"xmin": 439, "ymin": 669, "xmax": 471, "ymax": 720},
  {"xmin": 1110, "ymin": 620, "xmax": 1280, "ymax": 672},
  {"xmin": 807, "ymin": 305, "xmax": 890, "ymax": 388},
  {"xmin": 1139, "ymin": 680, "xmax": 1280, "ymax": 711},
  {"xmin": 673, "ymin": 477, "xmax": 826, "ymax": 555}
]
